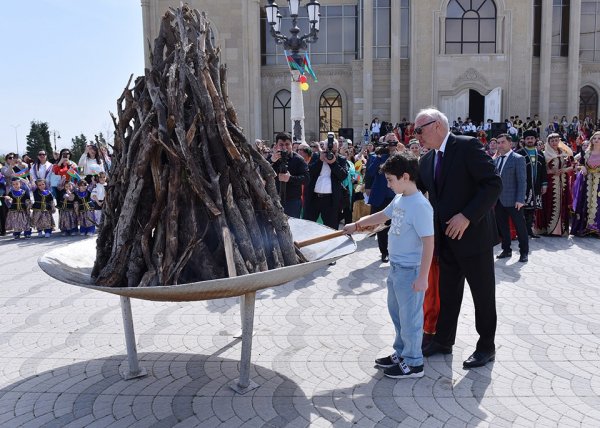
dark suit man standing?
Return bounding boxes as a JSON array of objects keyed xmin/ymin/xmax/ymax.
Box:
[
  {"xmin": 416, "ymin": 108, "xmax": 502, "ymax": 369},
  {"xmin": 494, "ymin": 134, "xmax": 529, "ymax": 263},
  {"xmin": 304, "ymin": 134, "xmax": 349, "ymax": 229}
]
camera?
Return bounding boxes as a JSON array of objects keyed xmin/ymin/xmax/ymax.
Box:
[
  {"xmin": 278, "ymin": 150, "xmax": 290, "ymax": 174},
  {"xmin": 62, "ymin": 154, "xmax": 69, "ymax": 159},
  {"xmin": 326, "ymin": 132, "xmax": 335, "ymax": 161}
]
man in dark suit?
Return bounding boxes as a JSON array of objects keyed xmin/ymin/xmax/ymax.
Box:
[
  {"xmin": 416, "ymin": 108, "xmax": 502, "ymax": 369},
  {"xmin": 494, "ymin": 134, "xmax": 529, "ymax": 263},
  {"xmin": 304, "ymin": 134, "xmax": 349, "ymax": 230}
]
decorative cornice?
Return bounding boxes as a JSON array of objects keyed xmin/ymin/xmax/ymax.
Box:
[{"xmin": 453, "ymin": 68, "xmax": 490, "ymax": 87}]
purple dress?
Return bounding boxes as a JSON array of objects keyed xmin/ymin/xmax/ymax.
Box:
[{"xmin": 571, "ymin": 153, "xmax": 600, "ymax": 236}]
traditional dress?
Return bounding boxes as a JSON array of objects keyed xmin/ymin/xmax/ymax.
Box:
[
  {"xmin": 5, "ymin": 187, "xmax": 31, "ymax": 237},
  {"xmin": 75, "ymin": 189, "xmax": 96, "ymax": 235},
  {"xmin": 57, "ymin": 189, "xmax": 78, "ymax": 235},
  {"xmin": 537, "ymin": 142, "xmax": 574, "ymax": 236},
  {"xmin": 516, "ymin": 146, "xmax": 548, "ymax": 235},
  {"xmin": 571, "ymin": 152, "xmax": 600, "ymax": 236},
  {"xmin": 31, "ymin": 188, "xmax": 56, "ymax": 236}
]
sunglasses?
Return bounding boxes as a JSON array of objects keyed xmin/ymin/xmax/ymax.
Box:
[
  {"xmin": 6, "ymin": 156, "xmax": 14, "ymax": 160},
  {"xmin": 38, "ymin": 153, "xmax": 46, "ymax": 156},
  {"xmin": 414, "ymin": 120, "xmax": 437, "ymax": 135}
]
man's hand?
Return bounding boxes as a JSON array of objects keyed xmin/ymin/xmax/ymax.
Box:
[
  {"xmin": 412, "ymin": 277, "xmax": 428, "ymax": 292},
  {"xmin": 515, "ymin": 202, "xmax": 524, "ymax": 210},
  {"xmin": 445, "ymin": 213, "xmax": 470, "ymax": 240},
  {"xmin": 541, "ymin": 185, "xmax": 548, "ymax": 195},
  {"xmin": 271, "ymin": 151, "xmax": 281, "ymax": 163},
  {"xmin": 278, "ymin": 172, "xmax": 290, "ymax": 183}
]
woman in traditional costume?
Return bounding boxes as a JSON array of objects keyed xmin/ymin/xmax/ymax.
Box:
[{"xmin": 571, "ymin": 131, "xmax": 600, "ymax": 236}]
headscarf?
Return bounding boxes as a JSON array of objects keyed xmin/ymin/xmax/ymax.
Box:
[{"xmin": 544, "ymin": 133, "xmax": 573, "ymax": 163}]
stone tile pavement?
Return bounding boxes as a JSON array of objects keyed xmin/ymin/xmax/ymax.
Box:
[{"xmin": 0, "ymin": 232, "xmax": 599, "ymax": 427}]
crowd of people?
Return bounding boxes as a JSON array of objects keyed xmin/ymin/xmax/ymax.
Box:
[{"xmin": 0, "ymin": 144, "xmax": 110, "ymax": 238}]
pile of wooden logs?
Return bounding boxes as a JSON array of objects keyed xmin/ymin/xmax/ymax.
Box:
[{"xmin": 92, "ymin": 5, "xmax": 304, "ymax": 288}]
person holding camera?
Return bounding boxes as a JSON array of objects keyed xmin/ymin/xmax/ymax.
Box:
[
  {"xmin": 269, "ymin": 133, "xmax": 309, "ymax": 219},
  {"xmin": 304, "ymin": 133, "xmax": 349, "ymax": 229}
]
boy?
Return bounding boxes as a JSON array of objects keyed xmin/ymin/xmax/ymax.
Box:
[{"xmin": 344, "ymin": 153, "xmax": 434, "ymax": 378}]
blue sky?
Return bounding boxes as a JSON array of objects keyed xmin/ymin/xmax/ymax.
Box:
[{"xmin": 0, "ymin": 0, "xmax": 145, "ymax": 156}]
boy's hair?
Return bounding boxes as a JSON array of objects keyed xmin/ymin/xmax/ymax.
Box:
[{"xmin": 380, "ymin": 152, "xmax": 420, "ymax": 183}]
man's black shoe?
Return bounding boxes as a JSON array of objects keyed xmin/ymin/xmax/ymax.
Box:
[
  {"xmin": 422, "ymin": 341, "xmax": 452, "ymax": 357},
  {"xmin": 496, "ymin": 250, "xmax": 512, "ymax": 259},
  {"xmin": 518, "ymin": 254, "xmax": 528, "ymax": 263},
  {"xmin": 529, "ymin": 233, "xmax": 541, "ymax": 239},
  {"xmin": 463, "ymin": 350, "xmax": 495, "ymax": 368},
  {"xmin": 381, "ymin": 254, "xmax": 389, "ymax": 263}
]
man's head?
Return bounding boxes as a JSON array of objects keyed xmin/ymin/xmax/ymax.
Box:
[
  {"xmin": 414, "ymin": 108, "xmax": 450, "ymax": 150},
  {"xmin": 523, "ymin": 129, "xmax": 537, "ymax": 147},
  {"xmin": 381, "ymin": 153, "xmax": 420, "ymax": 194},
  {"xmin": 496, "ymin": 134, "xmax": 512, "ymax": 155},
  {"xmin": 292, "ymin": 141, "xmax": 300, "ymax": 152},
  {"xmin": 275, "ymin": 132, "xmax": 293, "ymax": 153},
  {"xmin": 297, "ymin": 142, "xmax": 312, "ymax": 162}
]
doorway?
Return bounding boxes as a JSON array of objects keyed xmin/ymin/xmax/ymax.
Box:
[{"xmin": 469, "ymin": 89, "xmax": 485, "ymax": 125}]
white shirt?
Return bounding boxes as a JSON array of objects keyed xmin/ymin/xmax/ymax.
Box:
[
  {"xmin": 496, "ymin": 150, "xmax": 512, "ymax": 175},
  {"xmin": 314, "ymin": 162, "xmax": 333, "ymax": 194}
]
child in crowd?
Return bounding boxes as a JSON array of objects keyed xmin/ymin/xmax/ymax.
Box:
[
  {"xmin": 57, "ymin": 181, "xmax": 78, "ymax": 236},
  {"xmin": 74, "ymin": 180, "xmax": 96, "ymax": 235},
  {"xmin": 90, "ymin": 172, "xmax": 107, "ymax": 227},
  {"xmin": 3, "ymin": 178, "xmax": 32, "ymax": 239},
  {"xmin": 344, "ymin": 153, "xmax": 434, "ymax": 378},
  {"xmin": 31, "ymin": 179, "xmax": 56, "ymax": 238}
]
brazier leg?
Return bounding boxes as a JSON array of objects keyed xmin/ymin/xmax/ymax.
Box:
[
  {"xmin": 119, "ymin": 296, "xmax": 147, "ymax": 380},
  {"xmin": 230, "ymin": 291, "xmax": 258, "ymax": 393}
]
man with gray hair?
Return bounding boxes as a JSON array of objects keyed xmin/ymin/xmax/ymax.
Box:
[{"xmin": 415, "ymin": 107, "xmax": 502, "ymax": 369}]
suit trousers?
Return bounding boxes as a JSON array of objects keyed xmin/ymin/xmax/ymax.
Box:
[
  {"xmin": 306, "ymin": 194, "xmax": 339, "ymax": 230},
  {"xmin": 435, "ymin": 242, "xmax": 497, "ymax": 353},
  {"xmin": 495, "ymin": 203, "xmax": 529, "ymax": 254},
  {"xmin": 370, "ymin": 197, "xmax": 394, "ymax": 256}
]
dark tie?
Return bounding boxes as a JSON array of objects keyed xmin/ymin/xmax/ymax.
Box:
[
  {"xmin": 497, "ymin": 155, "xmax": 506, "ymax": 174},
  {"xmin": 434, "ymin": 150, "xmax": 443, "ymax": 190}
]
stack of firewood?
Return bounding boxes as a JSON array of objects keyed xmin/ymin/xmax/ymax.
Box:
[{"xmin": 92, "ymin": 5, "xmax": 304, "ymax": 288}]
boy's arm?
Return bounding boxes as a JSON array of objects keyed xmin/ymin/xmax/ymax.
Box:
[
  {"xmin": 413, "ymin": 235, "xmax": 434, "ymax": 292},
  {"xmin": 343, "ymin": 211, "xmax": 389, "ymax": 234}
]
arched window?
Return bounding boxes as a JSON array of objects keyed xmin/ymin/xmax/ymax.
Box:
[
  {"xmin": 580, "ymin": 85, "xmax": 598, "ymax": 121},
  {"xmin": 319, "ymin": 89, "xmax": 343, "ymax": 140},
  {"xmin": 273, "ymin": 90, "xmax": 291, "ymax": 140},
  {"xmin": 446, "ymin": 0, "xmax": 496, "ymax": 54}
]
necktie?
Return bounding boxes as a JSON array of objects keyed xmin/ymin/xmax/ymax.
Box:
[
  {"xmin": 434, "ymin": 150, "xmax": 443, "ymax": 189},
  {"xmin": 497, "ymin": 155, "xmax": 506, "ymax": 174}
]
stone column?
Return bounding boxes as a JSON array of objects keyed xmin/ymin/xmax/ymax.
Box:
[
  {"xmin": 245, "ymin": 0, "xmax": 262, "ymax": 141},
  {"xmin": 140, "ymin": 0, "xmax": 152, "ymax": 68},
  {"xmin": 363, "ymin": 0, "xmax": 374, "ymax": 127},
  {"xmin": 390, "ymin": 0, "xmax": 402, "ymax": 123},
  {"xmin": 538, "ymin": 0, "xmax": 553, "ymax": 126},
  {"xmin": 567, "ymin": 0, "xmax": 581, "ymax": 119}
]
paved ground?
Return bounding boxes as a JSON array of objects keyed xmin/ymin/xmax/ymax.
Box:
[{"xmin": 0, "ymin": 231, "xmax": 599, "ymax": 427}]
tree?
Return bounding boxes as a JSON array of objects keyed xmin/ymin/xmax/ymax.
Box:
[
  {"xmin": 70, "ymin": 134, "xmax": 88, "ymax": 162},
  {"xmin": 25, "ymin": 121, "xmax": 52, "ymax": 158}
]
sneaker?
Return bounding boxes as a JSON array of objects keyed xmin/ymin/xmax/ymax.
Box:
[
  {"xmin": 45, "ymin": 232, "xmax": 51, "ymax": 238},
  {"xmin": 38, "ymin": 231, "xmax": 43, "ymax": 238},
  {"xmin": 383, "ymin": 361, "xmax": 424, "ymax": 379},
  {"xmin": 375, "ymin": 353, "xmax": 402, "ymax": 368}
]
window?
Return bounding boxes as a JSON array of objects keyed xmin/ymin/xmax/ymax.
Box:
[
  {"xmin": 580, "ymin": 0, "xmax": 600, "ymax": 62},
  {"xmin": 261, "ymin": 5, "xmax": 358, "ymax": 65},
  {"xmin": 552, "ymin": 0, "xmax": 570, "ymax": 57},
  {"xmin": 273, "ymin": 90, "xmax": 291, "ymax": 140},
  {"xmin": 359, "ymin": 0, "xmax": 410, "ymax": 59},
  {"xmin": 319, "ymin": 89, "xmax": 343, "ymax": 140},
  {"xmin": 580, "ymin": 86, "xmax": 598, "ymax": 121},
  {"xmin": 445, "ymin": 0, "xmax": 496, "ymax": 54}
]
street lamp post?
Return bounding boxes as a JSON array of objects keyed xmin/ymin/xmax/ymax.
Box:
[
  {"xmin": 10, "ymin": 124, "xmax": 20, "ymax": 155},
  {"xmin": 52, "ymin": 130, "xmax": 61, "ymax": 152},
  {"xmin": 265, "ymin": 0, "xmax": 320, "ymax": 144}
]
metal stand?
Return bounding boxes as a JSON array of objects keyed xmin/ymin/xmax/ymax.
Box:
[
  {"xmin": 119, "ymin": 296, "xmax": 148, "ymax": 380},
  {"xmin": 229, "ymin": 291, "xmax": 259, "ymax": 393}
]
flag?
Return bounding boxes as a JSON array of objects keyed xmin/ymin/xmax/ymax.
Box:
[
  {"xmin": 284, "ymin": 50, "xmax": 318, "ymax": 82},
  {"xmin": 13, "ymin": 167, "xmax": 30, "ymax": 179},
  {"xmin": 303, "ymin": 52, "xmax": 317, "ymax": 82},
  {"xmin": 67, "ymin": 167, "xmax": 82, "ymax": 183}
]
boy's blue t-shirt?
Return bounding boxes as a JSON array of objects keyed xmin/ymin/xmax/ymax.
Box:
[{"xmin": 383, "ymin": 192, "xmax": 434, "ymax": 266}]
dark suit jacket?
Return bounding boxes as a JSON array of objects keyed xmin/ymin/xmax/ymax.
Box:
[
  {"xmin": 419, "ymin": 134, "xmax": 502, "ymax": 258},
  {"xmin": 305, "ymin": 153, "xmax": 349, "ymax": 210},
  {"xmin": 496, "ymin": 151, "xmax": 526, "ymax": 207}
]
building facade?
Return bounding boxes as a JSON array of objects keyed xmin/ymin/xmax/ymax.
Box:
[{"xmin": 142, "ymin": 0, "xmax": 600, "ymax": 143}]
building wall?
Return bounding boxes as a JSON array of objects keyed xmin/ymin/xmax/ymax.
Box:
[{"xmin": 142, "ymin": 0, "xmax": 600, "ymax": 143}]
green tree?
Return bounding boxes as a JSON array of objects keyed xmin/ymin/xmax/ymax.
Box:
[
  {"xmin": 70, "ymin": 134, "xmax": 88, "ymax": 162},
  {"xmin": 25, "ymin": 121, "xmax": 52, "ymax": 158}
]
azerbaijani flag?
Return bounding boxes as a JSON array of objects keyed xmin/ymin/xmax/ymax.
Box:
[
  {"xmin": 13, "ymin": 167, "xmax": 30, "ymax": 179},
  {"xmin": 67, "ymin": 167, "xmax": 82, "ymax": 182},
  {"xmin": 284, "ymin": 51, "xmax": 318, "ymax": 82}
]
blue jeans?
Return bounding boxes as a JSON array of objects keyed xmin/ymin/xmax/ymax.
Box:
[{"xmin": 387, "ymin": 263, "xmax": 425, "ymax": 367}]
